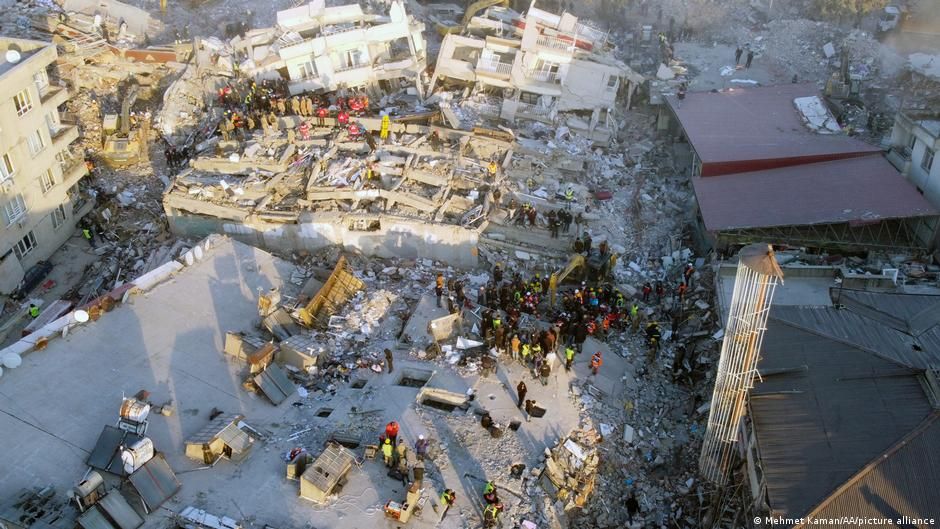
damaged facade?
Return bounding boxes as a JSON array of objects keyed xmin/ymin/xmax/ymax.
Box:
[
  {"xmin": 0, "ymin": 37, "xmax": 91, "ymax": 294},
  {"xmin": 229, "ymin": 0, "xmax": 426, "ymax": 98},
  {"xmin": 431, "ymin": 4, "xmax": 643, "ymax": 141},
  {"xmin": 887, "ymin": 110, "xmax": 940, "ymax": 209}
]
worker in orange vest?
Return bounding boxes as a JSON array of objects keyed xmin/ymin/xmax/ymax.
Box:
[
  {"xmin": 591, "ymin": 351, "xmax": 603, "ymax": 375},
  {"xmin": 436, "ymin": 273, "xmax": 445, "ymax": 307}
]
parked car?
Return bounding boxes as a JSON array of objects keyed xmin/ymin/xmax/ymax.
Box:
[{"xmin": 10, "ymin": 260, "xmax": 53, "ymax": 301}]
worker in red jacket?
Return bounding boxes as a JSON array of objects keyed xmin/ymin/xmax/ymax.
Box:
[{"xmin": 385, "ymin": 421, "xmax": 399, "ymax": 446}]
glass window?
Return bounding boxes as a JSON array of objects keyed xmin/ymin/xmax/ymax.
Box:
[
  {"xmin": 39, "ymin": 168, "xmax": 55, "ymax": 194},
  {"xmin": 13, "ymin": 231, "xmax": 37, "ymax": 259},
  {"xmin": 922, "ymin": 148, "xmax": 935, "ymax": 173},
  {"xmin": 14, "ymin": 89, "xmax": 33, "ymax": 116},
  {"xmin": 51, "ymin": 203, "xmax": 67, "ymax": 229},
  {"xmin": 27, "ymin": 129, "xmax": 46, "ymax": 156},
  {"xmin": 4, "ymin": 194, "xmax": 28, "ymax": 225},
  {"xmin": 0, "ymin": 152, "xmax": 14, "ymax": 182}
]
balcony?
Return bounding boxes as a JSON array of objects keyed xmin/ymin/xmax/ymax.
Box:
[
  {"xmin": 39, "ymin": 84, "xmax": 69, "ymax": 107},
  {"xmin": 534, "ymin": 35, "xmax": 576, "ymax": 54},
  {"xmin": 334, "ymin": 61, "xmax": 370, "ymax": 73},
  {"xmin": 476, "ymin": 59, "xmax": 512, "ymax": 77},
  {"xmin": 51, "ymin": 122, "xmax": 79, "ymax": 148},
  {"xmin": 526, "ymin": 69, "xmax": 560, "ymax": 83},
  {"xmin": 60, "ymin": 158, "xmax": 88, "ymax": 189},
  {"xmin": 574, "ymin": 22, "xmax": 607, "ymax": 45},
  {"xmin": 516, "ymin": 101, "xmax": 552, "ymax": 119}
]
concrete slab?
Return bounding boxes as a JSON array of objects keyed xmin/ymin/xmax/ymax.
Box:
[{"xmin": 0, "ymin": 238, "xmax": 589, "ymax": 529}]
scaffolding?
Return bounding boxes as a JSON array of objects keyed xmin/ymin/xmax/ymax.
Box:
[{"xmin": 699, "ymin": 243, "xmax": 783, "ymax": 485}]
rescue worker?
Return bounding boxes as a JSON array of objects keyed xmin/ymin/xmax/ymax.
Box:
[
  {"xmin": 436, "ymin": 273, "xmax": 445, "ymax": 307},
  {"xmin": 28, "ymin": 304, "xmax": 40, "ymax": 319},
  {"xmin": 483, "ymin": 502, "xmax": 504, "ymax": 528},
  {"xmin": 384, "ymin": 348, "xmax": 394, "ymax": 373},
  {"xmin": 82, "ymin": 223, "xmax": 96, "ymax": 248},
  {"xmin": 516, "ymin": 380, "xmax": 527, "ymax": 408},
  {"xmin": 564, "ymin": 186, "xmax": 574, "ymax": 209},
  {"xmin": 510, "ymin": 334, "xmax": 521, "ymax": 360},
  {"xmin": 483, "ymin": 481, "xmax": 498, "ymax": 504},
  {"xmin": 591, "ymin": 351, "xmax": 603, "ymax": 376},
  {"xmin": 539, "ymin": 359, "xmax": 551, "ymax": 385},
  {"xmin": 385, "ymin": 421, "xmax": 399, "ymax": 446},
  {"xmin": 382, "ymin": 438, "xmax": 393, "ymax": 467},
  {"xmin": 642, "ymin": 282, "xmax": 652, "ymax": 302},
  {"xmin": 316, "ymin": 106, "xmax": 328, "ymax": 127},
  {"xmin": 565, "ymin": 345, "xmax": 575, "ymax": 371},
  {"xmin": 437, "ymin": 488, "xmax": 456, "ymax": 520},
  {"xmin": 631, "ymin": 303, "xmax": 640, "ymax": 333},
  {"xmin": 487, "ymin": 159, "xmax": 499, "ymax": 178},
  {"xmin": 415, "ymin": 434, "xmax": 429, "ymax": 459}
]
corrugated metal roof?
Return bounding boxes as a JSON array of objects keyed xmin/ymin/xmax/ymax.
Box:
[
  {"xmin": 664, "ymin": 84, "xmax": 880, "ymax": 173},
  {"xmin": 795, "ymin": 414, "xmax": 940, "ymax": 529},
  {"xmin": 97, "ymin": 493, "xmax": 143, "ymax": 529},
  {"xmin": 772, "ymin": 300, "xmax": 940, "ymax": 370},
  {"xmin": 832, "ymin": 288, "xmax": 940, "ymax": 337},
  {"xmin": 751, "ymin": 319, "xmax": 934, "ymax": 521},
  {"xmin": 692, "ymin": 156, "xmax": 936, "ymax": 231},
  {"xmin": 253, "ymin": 363, "xmax": 296, "ymax": 405},
  {"xmin": 128, "ymin": 454, "xmax": 180, "ymax": 510}
]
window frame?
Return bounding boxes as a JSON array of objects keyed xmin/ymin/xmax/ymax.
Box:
[
  {"xmin": 26, "ymin": 129, "xmax": 46, "ymax": 156},
  {"xmin": 0, "ymin": 152, "xmax": 14, "ymax": 182},
  {"xmin": 39, "ymin": 168, "xmax": 55, "ymax": 194},
  {"xmin": 51, "ymin": 203, "xmax": 67, "ymax": 229},
  {"xmin": 3, "ymin": 193, "xmax": 28, "ymax": 225},
  {"xmin": 14, "ymin": 89, "xmax": 33, "ymax": 116},
  {"xmin": 13, "ymin": 231, "xmax": 37, "ymax": 259},
  {"xmin": 922, "ymin": 147, "xmax": 935, "ymax": 173}
]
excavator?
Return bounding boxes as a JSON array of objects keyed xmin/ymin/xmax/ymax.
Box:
[
  {"xmin": 101, "ymin": 83, "xmax": 148, "ymax": 167},
  {"xmin": 548, "ymin": 251, "xmax": 618, "ymax": 306},
  {"xmin": 434, "ymin": 0, "xmax": 509, "ymax": 36}
]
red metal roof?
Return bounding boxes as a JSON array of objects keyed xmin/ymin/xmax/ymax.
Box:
[
  {"xmin": 692, "ymin": 155, "xmax": 937, "ymax": 231},
  {"xmin": 665, "ymin": 84, "xmax": 881, "ymax": 176}
]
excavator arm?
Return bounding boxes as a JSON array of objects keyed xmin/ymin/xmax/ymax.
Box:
[
  {"xmin": 461, "ymin": 0, "xmax": 509, "ymax": 25},
  {"xmin": 549, "ymin": 254, "xmax": 585, "ymax": 306},
  {"xmin": 120, "ymin": 84, "xmax": 139, "ymax": 135}
]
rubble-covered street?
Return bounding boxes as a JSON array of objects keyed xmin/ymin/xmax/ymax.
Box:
[{"xmin": 1, "ymin": 0, "xmax": 940, "ymax": 529}]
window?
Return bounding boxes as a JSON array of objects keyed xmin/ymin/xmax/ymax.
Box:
[
  {"xmin": 607, "ymin": 75, "xmax": 618, "ymax": 90},
  {"xmin": 297, "ymin": 61, "xmax": 317, "ymax": 80},
  {"xmin": 51, "ymin": 203, "xmax": 67, "ymax": 229},
  {"xmin": 4, "ymin": 194, "xmax": 27, "ymax": 225},
  {"xmin": 0, "ymin": 152, "xmax": 14, "ymax": 182},
  {"xmin": 39, "ymin": 168, "xmax": 55, "ymax": 194},
  {"xmin": 340, "ymin": 48, "xmax": 365, "ymax": 70},
  {"xmin": 922, "ymin": 148, "xmax": 935, "ymax": 173},
  {"xmin": 909, "ymin": 134, "xmax": 918, "ymax": 150},
  {"xmin": 45, "ymin": 111, "xmax": 60, "ymax": 136},
  {"xmin": 14, "ymin": 89, "xmax": 32, "ymax": 116},
  {"xmin": 27, "ymin": 129, "xmax": 45, "ymax": 156},
  {"xmin": 33, "ymin": 70, "xmax": 49, "ymax": 94},
  {"xmin": 13, "ymin": 231, "xmax": 37, "ymax": 259},
  {"xmin": 519, "ymin": 91, "xmax": 540, "ymax": 105}
]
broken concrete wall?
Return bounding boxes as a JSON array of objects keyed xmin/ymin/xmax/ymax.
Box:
[
  {"xmin": 166, "ymin": 211, "xmax": 480, "ymax": 267},
  {"xmin": 63, "ymin": 0, "xmax": 159, "ymax": 37}
]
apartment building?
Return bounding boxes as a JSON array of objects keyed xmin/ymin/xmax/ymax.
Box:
[
  {"xmin": 237, "ymin": 0, "xmax": 426, "ymax": 97},
  {"xmin": 887, "ymin": 111, "xmax": 940, "ymax": 209},
  {"xmin": 0, "ymin": 37, "xmax": 91, "ymax": 294},
  {"xmin": 431, "ymin": 4, "xmax": 643, "ymax": 136}
]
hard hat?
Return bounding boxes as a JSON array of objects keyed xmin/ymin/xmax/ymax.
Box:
[
  {"xmin": 419, "ymin": 434, "xmax": 425, "ymax": 440},
  {"xmin": 384, "ymin": 438, "xmax": 391, "ymax": 444}
]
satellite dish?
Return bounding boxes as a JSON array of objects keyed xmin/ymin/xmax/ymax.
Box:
[
  {"xmin": 5, "ymin": 50, "xmax": 21, "ymax": 63},
  {"xmin": 2, "ymin": 353, "xmax": 22, "ymax": 369},
  {"xmin": 74, "ymin": 310, "xmax": 90, "ymax": 323}
]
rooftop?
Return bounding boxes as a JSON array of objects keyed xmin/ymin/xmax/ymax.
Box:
[
  {"xmin": 691, "ymin": 155, "xmax": 936, "ymax": 231},
  {"xmin": 0, "ymin": 37, "xmax": 50, "ymax": 78},
  {"xmin": 665, "ymin": 84, "xmax": 881, "ymax": 176},
  {"xmin": 751, "ymin": 303, "xmax": 940, "ymax": 523}
]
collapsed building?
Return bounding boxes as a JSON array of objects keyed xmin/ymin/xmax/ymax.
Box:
[
  {"xmin": 226, "ymin": 0, "xmax": 427, "ymax": 98},
  {"xmin": 431, "ymin": 3, "xmax": 644, "ymax": 142}
]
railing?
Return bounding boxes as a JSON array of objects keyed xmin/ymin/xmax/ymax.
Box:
[
  {"xmin": 320, "ymin": 24, "xmax": 359, "ymax": 37},
  {"xmin": 535, "ymin": 35, "xmax": 575, "ymax": 53},
  {"xmin": 527, "ymin": 69, "xmax": 559, "ymax": 83},
  {"xmin": 334, "ymin": 61, "xmax": 369, "ymax": 73},
  {"xmin": 574, "ymin": 21, "xmax": 607, "ymax": 44},
  {"xmin": 517, "ymin": 102, "xmax": 551, "ymax": 117},
  {"xmin": 477, "ymin": 60, "xmax": 512, "ymax": 75}
]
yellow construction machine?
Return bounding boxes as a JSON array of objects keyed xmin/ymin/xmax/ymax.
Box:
[
  {"xmin": 548, "ymin": 252, "xmax": 618, "ymax": 306},
  {"xmin": 101, "ymin": 84, "xmax": 146, "ymax": 167},
  {"xmin": 434, "ymin": 0, "xmax": 509, "ymax": 36}
]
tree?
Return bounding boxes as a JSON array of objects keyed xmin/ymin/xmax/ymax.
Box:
[{"xmin": 812, "ymin": 0, "xmax": 889, "ymax": 26}]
